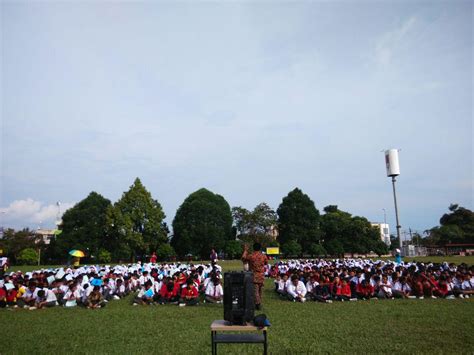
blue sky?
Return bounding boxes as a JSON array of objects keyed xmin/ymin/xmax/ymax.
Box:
[{"xmin": 1, "ymin": 1, "xmax": 472, "ymax": 235}]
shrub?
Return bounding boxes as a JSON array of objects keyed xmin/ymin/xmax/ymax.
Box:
[
  {"xmin": 98, "ymin": 249, "xmax": 112, "ymax": 263},
  {"xmin": 17, "ymin": 248, "xmax": 38, "ymax": 265}
]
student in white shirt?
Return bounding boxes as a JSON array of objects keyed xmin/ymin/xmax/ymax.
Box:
[
  {"xmin": 23, "ymin": 283, "xmax": 41, "ymax": 307},
  {"xmin": 287, "ymin": 275, "xmax": 307, "ymax": 302},
  {"xmin": 378, "ymin": 275, "xmax": 393, "ymax": 299},
  {"xmin": 392, "ymin": 276, "xmax": 411, "ymax": 299},
  {"xmin": 63, "ymin": 284, "xmax": 81, "ymax": 307},
  {"xmin": 205, "ymin": 278, "xmax": 223, "ymax": 303},
  {"xmin": 275, "ymin": 274, "xmax": 289, "ymax": 297},
  {"xmin": 35, "ymin": 289, "xmax": 58, "ymax": 309}
]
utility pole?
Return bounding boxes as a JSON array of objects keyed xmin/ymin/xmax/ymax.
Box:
[{"xmin": 384, "ymin": 149, "xmax": 403, "ymax": 255}]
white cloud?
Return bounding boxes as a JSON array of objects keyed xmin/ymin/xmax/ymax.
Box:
[
  {"xmin": 374, "ymin": 16, "xmax": 417, "ymax": 67},
  {"xmin": 0, "ymin": 199, "xmax": 75, "ymax": 227}
]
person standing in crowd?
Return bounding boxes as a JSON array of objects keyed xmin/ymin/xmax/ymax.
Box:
[
  {"xmin": 150, "ymin": 252, "xmax": 157, "ymax": 264},
  {"xmin": 210, "ymin": 249, "xmax": 218, "ymax": 264},
  {"xmin": 241, "ymin": 242, "xmax": 268, "ymax": 310}
]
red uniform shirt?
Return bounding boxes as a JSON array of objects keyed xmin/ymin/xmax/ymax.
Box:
[{"xmin": 180, "ymin": 286, "xmax": 198, "ymax": 299}]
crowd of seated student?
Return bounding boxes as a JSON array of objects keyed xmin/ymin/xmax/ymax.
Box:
[
  {"xmin": 0, "ymin": 262, "xmax": 223, "ymax": 310},
  {"xmin": 272, "ymin": 259, "xmax": 474, "ymax": 303}
]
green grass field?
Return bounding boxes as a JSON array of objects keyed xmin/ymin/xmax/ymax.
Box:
[{"xmin": 2, "ymin": 259, "xmax": 474, "ymax": 354}]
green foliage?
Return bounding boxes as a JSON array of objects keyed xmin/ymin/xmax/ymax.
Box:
[
  {"xmin": 0, "ymin": 228, "xmax": 36, "ymax": 263},
  {"xmin": 224, "ymin": 240, "xmax": 242, "ymax": 259},
  {"xmin": 371, "ymin": 239, "xmax": 390, "ymax": 256},
  {"xmin": 428, "ymin": 204, "xmax": 474, "ymax": 244},
  {"xmin": 309, "ymin": 243, "xmax": 327, "ymax": 257},
  {"xmin": 325, "ymin": 239, "xmax": 344, "ymax": 257},
  {"xmin": 98, "ymin": 249, "xmax": 112, "ymax": 263},
  {"xmin": 320, "ymin": 205, "xmax": 385, "ymax": 255},
  {"xmin": 17, "ymin": 248, "xmax": 38, "ymax": 265},
  {"xmin": 51, "ymin": 192, "xmax": 111, "ymax": 261},
  {"xmin": 105, "ymin": 178, "xmax": 167, "ymax": 260},
  {"xmin": 155, "ymin": 243, "xmax": 176, "ymax": 261},
  {"xmin": 171, "ymin": 188, "xmax": 233, "ymax": 258},
  {"xmin": 277, "ymin": 188, "xmax": 321, "ymax": 252},
  {"xmin": 281, "ymin": 239, "xmax": 302, "ymax": 257},
  {"xmin": 232, "ymin": 202, "xmax": 278, "ymax": 249}
]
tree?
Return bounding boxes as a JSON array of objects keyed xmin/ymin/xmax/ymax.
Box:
[
  {"xmin": 325, "ymin": 239, "xmax": 344, "ymax": 257},
  {"xmin": 320, "ymin": 205, "xmax": 385, "ymax": 255},
  {"xmin": 426, "ymin": 204, "xmax": 474, "ymax": 244},
  {"xmin": 54, "ymin": 192, "xmax": 111, "ymax": 260},
  {"xmin": 98, "ymin": 249, "xmax": 112, "ymax": 263},
  {"xmin": 232, "ymin": 202, "xmax": 278, "ymax": 248},
  {"xmin": 277, "ymin": 188, "xmax": 321, "ymax": 252},
  {"xmin": 281, "ymin": 240, "xmax": 302, "ymax": 257},
  {"xmin": 224, "ymin": 240, "xmax": 242, "ymax": 259},
  {"xmin": 0, "ymin": 228, "xmax": 36, "ymax": 263},
  {"xmin": 17, "ymin": 248, "xmax": 38, "ymax": 265},
  {"xmin": 105, "ymin": 178, "xmax": 167, "ymax": 260},
  {"xmin": 171, "ymin": 188, "xmax": 233, "ymax": 258},
  {"xmin": 156, "ymin": 244, "xmax": 176, "ymax": 261},
  {"xmin": 309, "ymin": 243, "xmax": 327, "ymax": 257}
]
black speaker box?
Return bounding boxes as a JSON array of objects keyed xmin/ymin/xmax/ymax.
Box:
[{"xmin": 223, "ymin": 272, "xmax": 254, "ymax": 325}]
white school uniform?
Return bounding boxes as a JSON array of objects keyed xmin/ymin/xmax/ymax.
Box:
[
  {"xmin": 205, "ymin": 283, "xmax": 223, "ymax": 298},
  {"xmin": 287, "ymin": 281, "xmax": 307, "ymax": 298}
]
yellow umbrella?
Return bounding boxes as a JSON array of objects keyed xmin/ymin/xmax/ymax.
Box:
[{"xmin": 69, "ymin": 250, "xmax": 85, "ymax": 258}]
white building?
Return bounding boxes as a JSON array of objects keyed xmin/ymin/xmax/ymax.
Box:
[
  {"xmin": 34, "ymin": 229, "xmax": 57, "ymax": 245},
  {"xmin": 371, "ymin": 223, "xmax": 390, "ymax": 246}
]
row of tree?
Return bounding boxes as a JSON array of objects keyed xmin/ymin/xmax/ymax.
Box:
[{"xmin": 1, "ymin": 178, "xmax": 472, "ymax": 264}]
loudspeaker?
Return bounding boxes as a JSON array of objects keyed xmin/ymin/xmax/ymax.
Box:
[{"xmin": 224, "ymin": 272, "xmax": 254, "ymax": 325}]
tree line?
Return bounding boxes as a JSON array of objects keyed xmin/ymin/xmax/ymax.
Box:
[{"xmin": 1, "ymin": 178, "xmax": 472, "ymax": 264}]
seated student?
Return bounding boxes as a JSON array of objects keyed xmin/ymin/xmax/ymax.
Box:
[
  {"xmin": 115, "ymin": 279, "xmax": 127, "ymax": 299},
  {"xmin": 63, "ymin": 283, "xmax": 81, "ymax": 307},
  {"xmin": 86, "ymin": 286, "xmax": 106, "ymax": 309},
  {"xmin": 392, "ymin": 276, "xmax": 411, "ymax": 299},
  {"xmin": 287, "ymin": 274, "xmax": 307, "ymax": 302},
  {"xmin": 356, "ymin": 279, "xmax": 375, "ymax": 300},
  {"xmin": 305, "ymin": 275, "xmax": 319, "ymax": 300},
  {"xmin": 205, "ymin": 277, "xmax": 223, "ymax": 303},
  {"xmin": 0, "ymin": 285, "xmax": 6, "ymax": 308},
  {"xmin": 159, "ymin": 279, "xmax": 177, "ymax": 304},
  {"xmin": 334, "ymin": 278, "xmax": 352, "ymax": 301},
  {"xmin": 311, "ymin": 275, "xmax": 333, "ymax": 303},
  {"xmin": 460, "ymin": 273, "xmax": 474, "ymax": 298},
  {"xmin": 275, "ymin": 273, "xmax": 289, "ymax": 297},
  {"xmin": 179, "ymin": 279, "xmax": 199, "ymax": 306},
  {"xmin": 134, "ymin": 280, "xmax": 154, "ymax": 305},
  {"xmin": 23, "ymin": 282, "xmax": 41, "ymax": 308},
  {"xmin": 377, "ymin": 275, "xmax": 393, "ymax": 299},
  {"xmin": 437, "ymin": 275, "xmax": 455, "ymax": 299},
  {"xmin": 5, "ymin": 283, "xmax": 18, "ymax": 308},
  {"xmin": 35, "ymin": 289, "xmax": 58, "ymax": 309}
]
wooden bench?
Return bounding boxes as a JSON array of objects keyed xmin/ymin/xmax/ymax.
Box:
[{"xmin": 211, "ymin": 320, "xmax": 268, "ymax": 355}]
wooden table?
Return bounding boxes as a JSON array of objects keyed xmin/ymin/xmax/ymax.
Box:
[{"xmin": 210, "ymin": 320, "xmax": 268, "ymax": 355}]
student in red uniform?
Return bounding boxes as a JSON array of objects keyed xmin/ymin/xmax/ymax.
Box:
[
  {"xmin": 335, "ymin": 278, "xmax": 352, "ymax": 301},
  {"xmin": 356, "ymin": 279, "xmax": 375, "ymax": 299},
  {"xmin": 0, "ymin": 285, "xmax": 6, "ymax": 308},
  {"xmin": 159, "ymin": 279, "xmax": 176, "ymax": 304},
  {"xmin": 179, "ymin": 279, "xmax": 199, "ymax": 306}
]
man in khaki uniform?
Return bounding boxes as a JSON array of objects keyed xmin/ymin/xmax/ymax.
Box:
[{"xmin": 241, "ymin": 242, "xmax": 268, "ymax": 310}]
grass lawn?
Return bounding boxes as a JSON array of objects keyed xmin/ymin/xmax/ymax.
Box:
[{"xmin": 1, "ymin": 259, "xmax": 473, "ymax": 354}]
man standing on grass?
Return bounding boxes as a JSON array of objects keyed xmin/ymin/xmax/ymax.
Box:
[{"xmin": 241, "ymin": 242, "xmax": 267, "ymax": 310}]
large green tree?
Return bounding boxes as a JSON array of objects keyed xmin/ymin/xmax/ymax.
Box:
[
  {"xmin": 277, "ymin": 188, "xmax": 321, "ymax": 252},
  {"xmin": 232, "ymin": 202, "xmax": 278, "ymax": 248},
  {"xmin": 171, "ymin": 188, "xmax": 233, "ymax": 258},
  {"xmin": 105, "ymin": 178, "xmax": 167, "ymax": 260},
  {"xmin": 53, "ymin": 192, "xmax": 111, "ymax": 258},
  {"xmin": 0, "ymin": 228, "xmax": 36, "ymax": 263},
  {"xmin": 427, "ymin": 204, "xmax": 474, "ymax": 244},
  {"xmin": 320, "ymin": 205, "xmax": 388, "ymax": 256}
]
